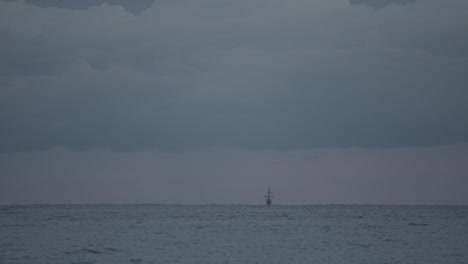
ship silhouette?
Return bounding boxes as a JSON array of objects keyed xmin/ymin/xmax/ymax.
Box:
[{"xmin": 264, "ymin": 187, "xmax": 273, "ymax": 206}]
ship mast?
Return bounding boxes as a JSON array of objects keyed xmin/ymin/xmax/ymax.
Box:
[{"xmin": 264, "ymin": 187, "xmax": 273, "ymax": 206}]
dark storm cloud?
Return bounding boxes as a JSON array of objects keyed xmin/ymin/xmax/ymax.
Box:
[
  {"xmin": 1, "ymin": 0, "xmax": 468, "ymax": 152},
  {"xmin": 4, "ymin": 0, "xmax": 154, "ymax": 14},
  {"xmin": 349, "ymin": 0, "xmax": 418, "ymax": 9}
]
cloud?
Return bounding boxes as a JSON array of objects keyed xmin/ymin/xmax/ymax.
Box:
[
  {"xmin": 349, "ymin": 0, "xmax": 418, "ymax": 9},
  {"xmin": 0, "ymin": 0, "xmax": 468, "ymax": 152},
  {"xmin": 4, "ymin": 0, "xmax": 155, "ymax": 15}
]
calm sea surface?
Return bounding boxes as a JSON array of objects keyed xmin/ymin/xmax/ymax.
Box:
[{"xmin": 1, "ymin": 205, "xmax": 467, "ymax": 264}]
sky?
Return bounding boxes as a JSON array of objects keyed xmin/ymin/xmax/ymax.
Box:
[{"xmin": 1, "ymin": 0, "xmax": 467, "ymax": 204}]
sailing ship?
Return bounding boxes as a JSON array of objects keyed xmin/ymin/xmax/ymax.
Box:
[{"xmin": 264, "ymin": 187, "xmax": 273, "ymax": 206}]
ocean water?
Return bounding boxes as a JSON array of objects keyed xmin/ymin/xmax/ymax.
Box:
[{"xmin": 1, "ymin": 205, "xmax": 467, "ymax": 264}]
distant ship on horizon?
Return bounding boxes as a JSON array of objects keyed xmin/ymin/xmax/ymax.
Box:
[{"xmin": 264, "ymin": 187, "xmax": 273, "ymax": 206}]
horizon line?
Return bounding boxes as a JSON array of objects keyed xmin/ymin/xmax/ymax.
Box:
[{"xmin": 1, "ymin": 202, "xmax": 467, "ymax": 206}]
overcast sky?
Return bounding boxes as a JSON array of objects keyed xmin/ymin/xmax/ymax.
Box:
[{"xmin": 1, "ymin": 0, "xmax": 467, "ymax": 204}]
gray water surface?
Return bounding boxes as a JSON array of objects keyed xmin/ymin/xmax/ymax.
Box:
[{"xmin": 1, "ymin": 205, "xmax": 467, "ymax": 263}]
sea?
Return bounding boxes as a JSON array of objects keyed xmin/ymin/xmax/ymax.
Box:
[{"xmin": 1, "ymin": 205, "xmax": 467, "ymax": 264}]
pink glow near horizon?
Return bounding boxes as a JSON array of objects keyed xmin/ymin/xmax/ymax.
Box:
[{"xmin": 0, "ymin": 144, "xmax": 467, "ymax": 205}]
